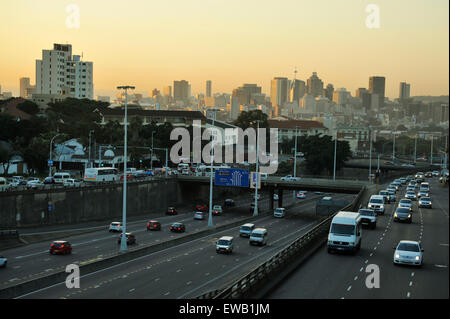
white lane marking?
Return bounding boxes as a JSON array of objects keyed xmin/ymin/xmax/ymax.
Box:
[
  {"xmin": 129, "ymin": 288, "xmax": 135, "ymax": 292},
  {"xmin": 411, "ymin": 272, "xmax": 415, "ymax": 277},
  {"xmin": 435, "ymin": 264, "xmax": 448, "ymax": 268},
  {"xmin": 409, "ymin": 281, "xmax": 413, "ymax": 287},
  {"xmin": 176, "ymin": 269, "xmax": 182, "ymax": 273},
  {"xmin": 347, "ymin": 286, "xmax": 352, "ymax": 291},
  {"xmin": 407, "ymin": 292, "xmax": 411, "ymax": 298},
  {"xmin": 186, "ymin": 281, "xmax": 192, "ymax": 285},
  {"xmin": 354, "ymin": 276, "xmax": 358, "ymax": 281},
  {"xmin": 164, "ymin": 292, "xmax": 170, "ymax": 296},
  {"xmin": 15, "ymin": 251, "xmax": 48, "ymax": 259},
  {"xmin": 154, "ymin": 278, "xmax": 160, "ymax": 282},
  {"xmin": 360, "ymin": 267, "xmax": 364, "ymax": 272}
]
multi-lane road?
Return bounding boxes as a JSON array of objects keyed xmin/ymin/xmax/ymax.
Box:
[
  {"xmin": 266, "ymin": 177, "xmax": 449, "ymax": 299},
  {"xmin": 6, "ymin": 192, "xmax": 354, "ymax": 299}
]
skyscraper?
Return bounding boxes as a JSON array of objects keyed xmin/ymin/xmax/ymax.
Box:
[
  {"xmin": 232, "ymin": 83, "xmax": 262, "ymax": 105},
  {"xmin": 20, "ymin": 77, "xmax": 35, "ymax": 98},
  {"xmin": 369, "ymin": 76, "xmax": 385, "ymax": 110},
  {"xmin": 323, "ymin": 84, "xmax": 334, "ymax": 101},
  {"xmin": 270, "ymin": 77, "xmax": 289, "ymax": 115},
  {"xmin": 206, "ymin": 80, "xmax": 212, "ymax": 97},
  {"xmin": 173, "ymin": 80, "xmax": 190, "ymax": 104},
  {"xmin": 399, "ymin": 82, "xmax": 411, "ymax": 100},
  {"xmin": 306, "ymin": 72, "xmax": 324, "ymax": 97},
  {"xmin": 36, "ymin": 43, "xmax": 93, "ymax": 99},
  {"xmin": 356, "ymin": 88, "xmax": 371, "ymax": 113},
  {"xmin": 163, "ymin": 86, "xmax": 172, "ymax": 97}
]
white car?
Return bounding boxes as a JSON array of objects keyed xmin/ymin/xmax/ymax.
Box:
[
  {"xmin": 0, "ymin": 256, "xmax": 7, "ymax": 268},
  {"xmin": 26, "ymin": 180, "xmax": 44, "ymax": 189},
  {"xmin": 393, "ymin": 240, "xmax": 424, "ymax": 266},
  {"xmin": 63, "ymin": 178, "xmax": 82, "ymax": 187},
  {"xmin": 273, "ymin": 194, "xmax": 279, "ymax": 201},
  {"xmin": 358, "ymin": 208, "xmax": 377, "ymax": 229},
  {"xmin": 281, "ymin": 175, "xmax": 300, "ymax": 181},
  {"xmin": 296, "ymin": 192, "xmax": 306, "ymax": 199},
  {"xmin": 398, "ymin": 199, "xmax": 413, "ymax": 212},
  {"xmin": 273, "ymin": 207, "xmax": 286, "ymax": 218},
  {"xmin": 405, "ymin": 191, "xmax": 417, "ymax": 201},
  {"xmin": 109, "ymin": 222, "xmax": 122, "ymax": 232}
]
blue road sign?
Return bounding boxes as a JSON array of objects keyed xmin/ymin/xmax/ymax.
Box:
[{"xmin": 215, "ymin": 168, "xmax": 249, "ymax": 187}]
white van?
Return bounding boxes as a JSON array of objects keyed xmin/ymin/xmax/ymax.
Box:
[
  {"xmin": 367, "ymin": 195, "xmax": 385, "ymax": 215},
  {"xmin": 249, "ymin": 228, "xmax": 268, "ymax": 246},
  {"xmin": 327, "ymin": 211, "xmax": 362, "ymax": 254},
  {"xmin": 53, "ymin": 172, "xmax": 71, "ymax": 184},
  {"xmin": 273, "ymin": 207, "xmax": 285, "ymax": 218},
  {"xmin": 240, "ymin": 223, "xmax": 255, "ymax": 237}
]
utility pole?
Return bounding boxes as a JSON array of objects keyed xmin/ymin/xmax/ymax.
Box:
[
  {"xmin": 392, "ymin": 132, "xmax": 396, "ymax": 162},
  {"xmin": 369, "ymin": 128, "xmax": 373, "ymax": 183},
  {"xmin": 117, "ymin": 85, "xmax": 135, "ymax": 252},
  {"xmin": 430, "ymin": 134, "xmax": 434, "ymax": 165},
  {"xmin": 208, "ymin": 109, "xmax": 218, "ymax": 228},
  {"xmin": 151, "ymin": 131, "xmax": 155, "ymax": 171},
  {"xmin": 414, "ymin": 135, "xmax": 417, "ymax": 164},
  {"xmin": 254, "ymin": 120, "xmax": 260, "ymax": 217},
  {"xmin": 293, "ymin": 126, "xmax": 298, "ymax": 200},
  {"xmin": 333, "ymin": 129, "xmax": 337, "ymax": 181}
]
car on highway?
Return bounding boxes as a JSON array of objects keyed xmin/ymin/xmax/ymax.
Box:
[
  {"xmin": 273, "ymin": 207, "xmax": 286, "ymax": 218},
  {"xmin": 368, "ymin": 195, "xmax": 385, "ymax": 215},
  {"xmin": 358, "ymin": 208, "xmax": 377, "ymax": 229},
  {"xmin": 146, "ymin": 220, "xmax": 161, "ymax": 231},
  {"xmin": 387, "ymin": 190, "xmax": 397, "ymax": 202},
  {"xmin": 43, "ymin": 177, "xmax": 55, "ymax": 184},
  {"xmin": 281, "ymin": 175, "xmax": 300, "ymax": 181},
  {"xmin": 170, "ymin": 222, "xmax": 185, "ymax": 233},
  {"xmin": 425, "ymin": 172, "xmax": 433, "ymax": 178},
  {"xmin": 63, "ymin": 178, "xmax": 82, "ymax": 187},
  {"xmin": 399, "ymin": 199, "xmax": 413, "ymax": 212},
  {"xmin": 405, "ymin": 191, "xmax": 417, "ymax": 201},
  {"xmin": 415, "ymin": 172, "xmax": 424, "ymax": 179},
  {"xmin": 118, "ymin": 233, "xmax": 136, "ymax": 245},
  {"xmin": 314, "ymin": 191, "xmax": 324, "ymax": 195},
  {"xmin": 296, "ymin": 191, "xmax": 306, "ymax": 199},
  {"xmin": 224, "ymin": 199, "xmax": 235, "ymax": 207},
  {"xmin": 417, "ymin": 190, "xmax": 429, "ymax": 198},
  {"xmin": 240, "ymin": 223, "xmax": 255, "ymax": 237},
  {"xmin": 249, "ymin": 228, "xmax": 268, "ymax": 246},
  {"xmin": 432, "ymin": 170, "xmax": 440, "ymax": 177},
  {"xmin": 213, "ymin": 205, "xmax": 223, "ymax": 216},
  {"xmin": 401, "ymin": 163, "xmax": 415, "ymax": 167},
  {"xmin": 273, "ymin": 193, "xmax": 279, "ymax": 201},
  {"xmin": 26, "ymin": 179, "xmax": 44, "ymax": 189},
  {"xmin": 216, "ymin": 236, "xmax": 234, "ymax": 254},
  {"xmin": 109, "ymin": 222, "xmax": 123, "ymax": 232},
  {"xmin": 420, "ymin": 182, "xmax": 430, "ymax": 193},
  {"xmin": 393, "ymin": 207, "xmax": 412, "ymax": 223},
  {"xmin": 166, "ymin": 207, "xmax": 178, "ymax": 215},
  {"xmin": 393, "ymin": 240, "xmax": 423, "ymax": 266},
  {"xmin": 146, "ymin": 169, "xmax": 154, "ymax": 176},
  {"xmin": 0, "ymin": 256, "xmax": 7, "ymax": 268},
  {"xmin": 399, "ymin": 178, "xmax": 407, "ymax": 185},
  {"xmin": 193, "ymin": 211, "xmax": 205, "ymax": 220},
  {"xmin": 418, "ymin": 197, "xmax": 432, "ymax": 209},
  {"xmin": 120, "ymin": 173, "xmax": 134, "ymax": 181},
  {"xmin": 379, "ymin": 190, "xmax": 391, "ymax": 204},
  {"xmin": 406, "ymin": 186, "xmax": 415, "ymax": 192},
  {"xmin": 195, "ymin": 204, "xmax": 207, "ymax": 212},
  {"xmin": 49, "ymin": 241, "xmax": 72, "ymax": 255}
]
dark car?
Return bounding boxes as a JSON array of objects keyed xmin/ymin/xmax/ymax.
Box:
[
  {"xmin": 166, "ymin": 207, "xmax": 178, "ymax": 215},
  {"xmin": 224, "ymin": 199, "xmax": 235, "ymax": 207},
  {"xmin": 118, "ymin": 233, "xmax": 136, "ymax": 245},
  {"xmin": 146, "ymin": 220, "xmax": 161, "ymax": 231},
  {"xmin": 170, "ymin": 222, "xmax": 185, "ymax": 233},
  {"xmin": 43, "ymin": 177, "xmax": 55, "ymax": 184},
  {"xmin": 195, "ymin": 204, "xmax": 207, "ymax": 212},
  {"xmin": 393, "ymin": 207, "xmax": 412, "ymax": 223},
  {"xmin": 49, "ymin": 241, "xmax": 72, "ymax": 255}
]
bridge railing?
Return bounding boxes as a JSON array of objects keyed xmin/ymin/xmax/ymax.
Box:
[{"xmin": 195, "ymin": 187, "xmax": 366, "ymax": 299}]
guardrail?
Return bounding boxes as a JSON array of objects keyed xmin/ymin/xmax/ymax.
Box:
[
  {"xmin": 0, "ymin": 230, "xmax": 19, "ymax": 239},
  {"xmin": 195, "ymin": 187, "xmax": 366, "ymax": 299}
]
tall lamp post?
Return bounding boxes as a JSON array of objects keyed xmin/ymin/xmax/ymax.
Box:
[
  {"xmin": 208, "ymin": 109, "xmax": 218, "ymax": 228},
  {"xmin": 117, "ymin": 85, "xmax": 135, "ymax": 252},
  {"xmin": 254, "ymin": 120, "xmax": 260, "ymax": 217},
  {"xmin": 333, "ymin": 129, "xmax": 338, "ymax": 181},
  {"xmin": 49, "ymin": 134, "xmax": 60, "ymax": 177},
  {"xmin": 293, "ymin": 126, "xmax": 298, "ymax": 199},
  {"xmin": 151, "ymin": 131, "xmax": 155, "ymax": 171}
]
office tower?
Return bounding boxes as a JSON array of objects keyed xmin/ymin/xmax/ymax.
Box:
[
  {"xmin": 355, "ymin": 88, "xmax": 369, "ymax": 98},
  {"xmin": 306, "ymin": 72, "xmax": 324, "ymax": 97},
  {"xmin": 229, "ymin": 96, "xmax": 240, "ymax": 120},
  {"xmin": 20, "ymin": 77, "xmax": 31, "ymax": 98},
  {"xmin": 323, "ymin": 84, "xmax": 334, "ymax": 101},
  {"xmin": 399, "ymin": 82, "xmax": 410, "ymax": 100},
  {"xmin": 289, "ymin": 79, "xmax": 306, "ymax": 104},
  {"xmin": 369, "ymin": 76, "xmax": 385, "ymax": 109},
  {"xmin": 232, "ymin": 83, "xmax": 262, "ymax": 105},
  {"xmin": 332, "ymin": 88, "xmax": 350, "ymax": 105},
  {"xmin": 163, "ymin": 86, "xmax": 172, "ymax": 97},
  {"xmin": 270, "ymin": 77, "xmax": 289, "ymax": 109},
  {"xmin": 356, "ymin": 88, "xmax": 371, "ymax": 113},
  {"xmin": 173, "ymin": 80, "xmax": 190, "ymax": 103},
  {"xmin": 35, "ymin": 43, "xmax": 93, "ymax": 99},
  {"xmin": 206, "ymin": 80, "xmax": 212, "ymax": 97}
]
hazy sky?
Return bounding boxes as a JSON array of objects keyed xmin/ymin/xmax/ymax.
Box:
[{"xmin": 0, "ymin": 0, "xmax": 448, "ymax": 99}]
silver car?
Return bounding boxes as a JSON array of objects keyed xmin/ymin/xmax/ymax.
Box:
[
  {"xmin": 399, "ymin": 199, "xmax": 413, "ymax": 212},
  {"xmin": 0, "ymin": 256, "xmax": 7, "ymax": 268},
  {"xmin": 393, "ymin": 241, "xmax": 423, "ymax": 266},
  {"xmin": 405, "ymin": 191, "xmax": 417, "ymax": 201}
]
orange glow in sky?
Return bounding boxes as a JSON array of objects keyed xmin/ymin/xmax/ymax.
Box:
[{"xmin": 0, "ymin": 0, "xmax": 448, "ymax": 98}]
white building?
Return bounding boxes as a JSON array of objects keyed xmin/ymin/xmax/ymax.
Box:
[{"xmin": 36, "ymin": 43, "xmax": 93, "ymax": 99}]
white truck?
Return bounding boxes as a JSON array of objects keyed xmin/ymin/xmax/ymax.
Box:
[{"xmin": 327, "ymin": 211, "xmax": 362, "ymax": 254}]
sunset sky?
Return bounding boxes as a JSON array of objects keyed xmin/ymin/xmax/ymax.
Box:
[{"xmin": 0, "ymin": 0, "xmax": 448, "ymax": 99}]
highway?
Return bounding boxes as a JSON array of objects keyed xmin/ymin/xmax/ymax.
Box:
[
  {"xmin": 14, "ymin": 193, "xmax": 355, "ymax": 298},
  {"xmin": 266, "ymin": 177, "xmax": 449, "ymax": 299}
]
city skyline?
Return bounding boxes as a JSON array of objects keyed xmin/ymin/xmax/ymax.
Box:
[{"xmin": 0, "ymin": 0, "xmax": 448, "ymax": 98}]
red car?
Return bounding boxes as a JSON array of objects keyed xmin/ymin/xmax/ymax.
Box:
[
  {"xmin": 195, "ymin": 204, "xmax": 207, "ymax": 212},
  {"xmin": 147, "ymin": 220, "xmax": 161, "ymax": 231},
  {"xmin": 120, "ymin": 174, "xmax": 134, "ymax": 181},
  {"xmin": 49, "ymin": 241, "xmax": 72, "ymax": 255}
]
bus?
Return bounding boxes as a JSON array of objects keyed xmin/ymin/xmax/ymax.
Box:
[{"xmin": 84, "ymin": 167, "xmax": 119, "ymax": 182}]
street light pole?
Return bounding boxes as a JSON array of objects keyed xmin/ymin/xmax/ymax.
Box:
[
  {"xmin": 392, "ymin": 132, "xmax": 395, "ymax": 162},
  {"xmin": 293, "ymin": 126, "xmax": 298, "ymax": 199},
  {"xmin": 430, "ymin": 134, "xmax": 434, "ymax": 165},
  {"xmin": 208, "ymin": 110, "xmax": 217, "ymax": 228},
  {"xmin": 369, "ymin": 128, "xmax": 373, "ymax": 183},
  {"xmin": 117, "ymin": 85, "xmax": 135, "ymax": 252},
  {"xmin": 333, "ymin": 130, "xmax": 337, "ymax": 181},
  {"xmin": 254, "ymin": 120, "xmax": 260, "ymax": 217},
  {"xmin": 414, "ymin": 135, "xmax": 417, "ymax": 164},
  {"xmin": 49, "ymin": 134, "xmax": 60, "ymax": 177},
  {"xmin": 151, "ymin": 131, "xmax": 155, "ymax": 171}
]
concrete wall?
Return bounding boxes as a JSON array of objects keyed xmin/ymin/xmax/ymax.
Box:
[{"xmin": 0, "ymin": 179, "xmax": 179, "ymax": 228}]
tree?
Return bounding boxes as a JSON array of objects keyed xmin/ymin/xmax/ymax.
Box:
[
  {"xmin": 233, "ymin": 110, "xmax": 268, "ymax": 130},
  {"xmin": 0, "ymin": 145, "xmax": 13, "ymax": 175},
  {"xmin": 16, "ymin": 100, "xmax": 39, "ymax": 116}
]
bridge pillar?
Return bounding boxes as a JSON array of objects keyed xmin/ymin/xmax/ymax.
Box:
[
  {"xmin": 278, "ymin": 189, "xmax": 283, "ymax": 208},
  {"xmin": 269, "ymin": 187, "xmax": 274, "ymax": 210}
]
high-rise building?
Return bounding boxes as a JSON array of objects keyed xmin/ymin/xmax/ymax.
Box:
[
  {"xmin": 356, "ymin": 88, "xmax": 371, "ymax": 113},
  {"xmin": 173, "ymin": 80, "xmax": 190, "ymax": 104},
  {"xmin": 289, "ymin": 79, "xmax": 306, "ymax": 104},
  {"xmin": 332, "ymin": 88, "xmax": 350, "ymax": 105},
  {"xmin": 270, "ymin": 77, "xmax": 289, "ymax": 110},
  {"xmin": 163, "ymin": 86, "xmax": 172, "ymax": 97},
  {"xmin": 355, "ymin": 88, "xmax": 369, "ymax": 98},
  {"xmin": 306, "ymin": 72, "xmax": 324, "ymax": 97},
  {"xmin": 323, "ymin": 84, "xmax": 334, "ymax": 101},
  {"xmin": 36, "ymin": 43, "xmax": 93, "ymax": 99},
  {"xmin": 232, "ymin": 83, "xmax": 262, "ymax": 105},
  {"xmin": 399, "ymin": 82, "xmax": 410, "ymax": 100},
  {"xmin": 229, "ymin": 96, "xmax": 240, "ymax": 120},
  {"xmin": 20, "ymin": 77, "xmax": 30, "ymax": 98},
  {"xmin": 206, "ymin": 80, "xmax": 212, "ymax": 97},
  {"xmin": 368, "ymin": 76, "xmax": 385, "ymax": 109}
]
